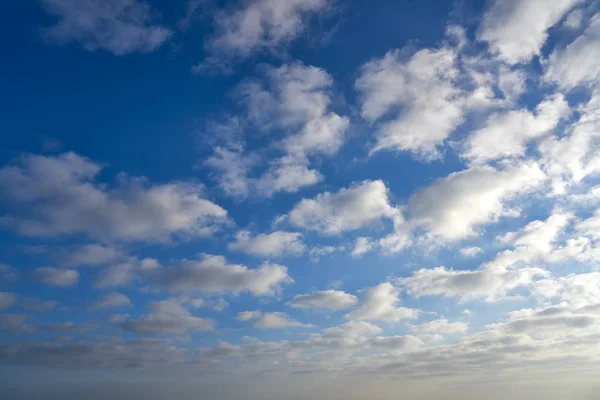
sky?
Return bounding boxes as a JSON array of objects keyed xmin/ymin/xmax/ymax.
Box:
[{"xmin": 2, "ymin": 0, "xmax": 600, "ymax": 399}]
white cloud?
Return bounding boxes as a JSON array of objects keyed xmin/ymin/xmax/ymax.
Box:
[
  {"xmin": 146, "ymin": 255, "xmax": 292, "ymax": 296},
  {"xmin": 0, "ymin": 153, "xmax": 228, "ymax": 242},
  {"xmin": 398, "ymin": 265, "xmax": 548, "ymax": 302},
  {"xmin": 206, "ymin": 63, "xmax": 347, "ymax": 197},
  {"xmin": 0, "ymin": 292, "xmax": 17, "ymax": 311},
  {"xmin": 255, "ymin": 156, "xmax": 323, "ymax": 196},
  {"xmin": 546, "ymin": 13, "xmax": 600, "ymax": 89},
  {"xmin": 121, "ymin": 300, "xmax": 215, "ymax": 335},
  {"xmin": 31, "ymin": 267, "xmax": 79, "ymax": 287},
  {"xmin": 290, "ymin": 290, "xmax": 358, "ymax": 310},
  {"xmin": 40, "ymin": 0, "xmax": 172, "ymax": 55},
  {"xmin": 356, "ymin": 47, "xmax": 465, "ymax": 158},
  {"xmin": 539, "ymin": 86, "xmax": 600, "ymax": 194},
  {"xmin": 94, "ymin": 258, "xmax": 158, "ymax": 288},
  {"xmin": 237, "ymin": 310, "xmax": 263, "ymax": 321},
  {"xmin": 460, "ymin": 247, "xmax": 482, "ymax": 257},
  {"xmin": 407, "ymin": 162, "xmax": 546, "ymax": 241},
  {"xmin": 253, "ymin": 312, "xmax": 313, "ymax": 329},
  {"xmin": 322, "ymin": 320, "xmax": 382, "ymax": 338},
  {"xmin": 308, "ymin": 245, "xmax": 345, "ymax": 260},
  {"xmin": 198, "ymin": 0, "xmax": 329, "ymax": 69},
  {"xmin": 563, "ymin": 8, "xmax": 585, "ymax": 30},
  {"xmin": 345, "ymin": 283, "xmax": 419, "ymax": 322},
  {"xmin": 410, "ymin": 318, "xmax": 468, "ymax": 335},
  {"xmin": 88, "ymin": 292, "xmax": 132, "ymax": 310},
  {"xmin": 477, "ymin": 0, "xmax": 582, "ymax": 64},
  {"xmin": 462, "ymin": 94, "xmax": 569, "ymax": 164},
  {"xmin": 62, "ymin": 244, "xmax": 123, "ymax": 267},
  {"xmin": 289, "ymin": 180, "xmax": 399, "ymax": 234},
  {"xmin": 237, "ymin": 310, "xmax": 312, "ymax": 328},
  {"xmin": 229, "ymin": 230, "xmax": 306, "ymax": 257},
  {"xmin": 351, "ymin": 237, "xmax": 374, "ymax": 257}
]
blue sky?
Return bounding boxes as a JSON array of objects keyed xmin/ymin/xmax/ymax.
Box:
[{"xmin": 2, "ymin": 0, "xmax": 600, "ymax": 399}]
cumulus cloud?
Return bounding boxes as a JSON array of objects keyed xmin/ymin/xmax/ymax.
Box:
[
  {"xmin": 237, "ymin": 310, "xmax": 313, "ymax": 328},
  {"xmin": 397, "ymin": 265, "xmax": 548, "ymax": 302},
  {"xmin": 345, "ymin": 283, "xmax": 419, "ymax": 322},
  {"xmin": 0, "ymin": 153, "xmax": 228, "ymax": 242},
  {"xmin": 539, "ymin": 86, "xmax": 600, "ymax": 194},
  {"xmin": 460, "ymin": 247, "xmax": 482, "ymax": 257},
  {"xmin": 462, "ymin": 94, "xmax": 569, "ymax": 164},
  {"xmin": 0, "ymin": 314, "xmax": 35, "ymax": 334},
  {"xmin": 477, "ymin": 0, "xmax": 582, "ymax": 64},
  {"xmin": 290, "ymin": 290, "xmax": 358, "ymax": 310},
  {"xmin": 94, "ymin": 258, "xmax": 158, "ymax": 288},
  {"xmin": 229, "ymin": 230, "xmax": 306, "ymax": 257},
  {"xmin": 289, "ymin": 180, "xmax": 399, "ymax": 234},
  {"xmin": 62, "ymin": 244, "xmax": 124, "ymax": 267},
  {"xmin": 356, "ymin": 47, "xmax": 465, "ymax": 158},
  {"xmin": 40, "ymin": 0, "xmax": 172, "ymax": 55},
  {"xmin": 351, "ymin": 237, "xmax": 374, "ymax": 257},
  {"xmin": 206, "ymin": 63, "xmax": 348, "ymax": 197},
  {"xmin": 88, "ymin": 292, "xmax": 132, "ymax": 310},
  {"xmin": 197, "ymin": 0, "xmax": 329, "ymax": 70},
  {"xmin": 146, "ymin": 255, "xmax": 292, "ymax": 296},
  {"xmin": 121, "ymin": 300, "xmax": 215, "ymax": 335},
  {"xmin": 31, "ymin": 267, "xmax": 79, "ymax": 287},
  {"xmin": 407, "ymin": 162, "xmax": 546, "ymax": 241},
  {"xmin": 545, "ymin": 13, "xmax": 600, "ymax": 89},
  {"xmin": 0, "ymin": 292, "xmax": 17, "ymax": 311},
  {"xmin": 410, "ymin": 318, "xmax": 468, "ymax": 335}
]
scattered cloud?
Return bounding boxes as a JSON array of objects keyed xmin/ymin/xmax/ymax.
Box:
[
  {"xmin": 290, "ymin": 290, "xmax": 358, "ymax": 310},
  {"xmin": 40, "ymin": 0, "xmax": 172, "ymax": 55}
]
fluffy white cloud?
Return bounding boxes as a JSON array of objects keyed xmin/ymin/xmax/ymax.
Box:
[
  {"xmin": 345, "ymin": 283, "xmax": 419, "ymax": 322},
  {"xmin": 63, "ymin": 244, "xmax": 123, "ymax": 267},
  {"xmin": 322, "ymin": 320, "xmax": 382, "ymax": 339},
  {"xmin": 290, "ymin": 290, "xmax": 358, "ymax": 310},
  {"xmin": 407, "ymin": 162, "xmax": 546, "ymax": 240},
  {"xmin": 121, "ymin": 300, "xmax": 215, "ymax": 335},
  {"xmin": 31, "ymin": 267, "xmax": 79, "ymax": 287},
  {"xmin": 308, "ymin": 245, "xmax": 345, "ymax": 260},
  {"xmin": 398, "ymin": 265, "xmax": 548, "ymax": 302},
  {"xmin": 0, "ymin": 292, "xmax": 17, "ymax": 311},
  {"xmin": 410, "ymin": 318, "xmax": 468, "ymax": 335},
  {"xmin": 460, "ymin": 247, "xmax": 482, "ymax": 257},
  {"xmin": 229, "ymin": 230, "xmax": 306, "ymax": 257},
  {"xmin": 88, "ymin": 292, "xmax": 132, "ymax": 310},
  {"xmin": 198, "ymin": 0, "xmax": 329, "ymax": 69},
  {"xmin": 356, "ymin": 47, "xmax": 465, "ymax": 158},
  {"xmin": 351, "ymin": 237, "xmax": 374, "ymax": 257},
  {"xmin": 94, "ymin": 258, "xmax": 158, "ymax": 288},
  {"xmin": 237, "ymin": 311, "xmax": 313, "ymax": 328},
  {"xmin": 546, "ymin": 13, "xmax": 600, "ymax": 89},
  {"xmin": 40, "ymin": 0, "xmax": 172, "ymax": 55},
  {"xmin": 477, "ymin": 0, "xmax": 582, "ymax": 64},
  {"xmin": 146, "ymin": 255, "xmax": 292, "ymax": 296},
  {"xmin": 489, "ymin": 212, "xmax": 580, "ymax": 268},
  {"xmin": 289, "ymin": 180, "xmax": 399, "ymax": 234},
  {"xmin": 236, "ymin": 310, "xmax": 263, "ymax": 321},
  {"xmin": 207, "ymin": 63, "xmax": 347, "ymax": 197},
  {"xmin": 539, "ymin": 86, "xmax": 600, "ymax": 194},
  {"xmin": 462, "ymin": 94, "xmax": 569, "ymax": 164},
  {"xmin": 0, "ymin": 153, "xmax": 228, "ymax": 242}
]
